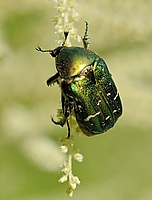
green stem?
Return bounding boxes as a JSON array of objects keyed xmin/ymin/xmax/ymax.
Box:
[{"xmin": 68, "ymin": 154, "xmax": 73, "ymax": 183}]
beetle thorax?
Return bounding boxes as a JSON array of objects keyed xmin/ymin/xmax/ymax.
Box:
[{"xmin": 55, "ymin": 47, "xmax": 95, "ymax": 78}]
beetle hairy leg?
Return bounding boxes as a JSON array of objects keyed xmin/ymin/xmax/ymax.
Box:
[
  {"xmin": 46, "ymin": 73, "xmax": 60, "ymax": 86},
  {"xmin": 82, "ymin": 21, "xmax": 90, "ymax": 49}
]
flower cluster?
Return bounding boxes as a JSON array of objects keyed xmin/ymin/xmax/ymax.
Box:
[
  {"xmin": 52, "ymin": 0, "xmax": 81, "ymax": 46},
  {"xmin": 58, "ymin": 135, "xmax": 84, "ymax": 197}
]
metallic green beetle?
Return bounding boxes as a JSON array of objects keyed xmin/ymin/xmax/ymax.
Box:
[{"xmin": 36, "ymin": 22, "xmax": 122, "ymax": 137}]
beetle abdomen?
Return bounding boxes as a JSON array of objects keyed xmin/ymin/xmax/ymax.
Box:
[{"xmin": 62, "ymin": 57, "xmax": 122, "ymax": 136}]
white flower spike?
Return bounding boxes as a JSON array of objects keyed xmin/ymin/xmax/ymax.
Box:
[
  {"xmin": 52, "ymin": 0, "xmax": 81, "ymax": 46},
  {"xmin": 52, "ymin": 0, "xmax": 83, "ymax": 196}
]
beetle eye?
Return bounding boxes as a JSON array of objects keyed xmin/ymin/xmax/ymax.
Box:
[
  {"xmin": 50, "ymin": 50, "xmax": 56, "ymax": 57},
  {"xmin": 50, "ymin": 46, "xmax": 63, "ymax": 57}
]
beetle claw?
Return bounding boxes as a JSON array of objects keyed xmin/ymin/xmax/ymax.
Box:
[{"xmin": 51, "ymin": 117, "xmax": 66, "ymax": 127}]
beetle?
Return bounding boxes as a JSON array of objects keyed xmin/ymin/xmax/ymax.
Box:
[{"xmin": 36, "ymin": 22, "xmax": 122, "ymax": 137}]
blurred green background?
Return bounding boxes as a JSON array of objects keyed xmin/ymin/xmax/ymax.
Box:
[{"xmin": 0, "ymin": 0, "xmax": 152, "ymax": 199}]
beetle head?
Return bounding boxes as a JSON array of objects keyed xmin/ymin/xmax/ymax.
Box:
[{"xmin": 50, "ymin": 46, "xmax": 64, "ymax": 57}]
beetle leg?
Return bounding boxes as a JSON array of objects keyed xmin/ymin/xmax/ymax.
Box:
[
  {"xmin": 46, "ymin": 72, "xmax": 60, "ymax": 86},
  {"xmin": 62, "ymin": 32, "xmax": 69, "ymax": 46},
  {"xmin": 51, "ymin": 94, "xmax": 67, "ymax": 127},
  {"xmin": 66, "ymin": 120, "xmax": 71, "ymax": 138},
  {"xmin": 82, "ymin": 21, "xmax": 90, "ymax": 49},
  {"xmin": 62, "ymin": 93, "xmax": 75, "ymax": 138},
  {"xmin": 62, "ymin": 95, "xmax": 71, "ymax": 120},
  {"xmin": 51, "ymin": 94, "xmax": 71, "ymax": 129},
  {"xmin": 51, "ymin": 116, "xmax": 66, "ymax": 127}
]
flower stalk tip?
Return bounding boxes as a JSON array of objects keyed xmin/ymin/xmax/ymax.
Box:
[
  {"xmin": 52, "ymin": 0, "xmax": 81, "ymax": 46},
  {"xmin": 58, "ymin": 135, "xmax": 83, "ymax": 197}
]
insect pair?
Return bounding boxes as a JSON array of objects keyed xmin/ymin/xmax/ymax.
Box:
[{"xmin": 36, "ymin": 22, "xmax": 122, "ymax": 137}]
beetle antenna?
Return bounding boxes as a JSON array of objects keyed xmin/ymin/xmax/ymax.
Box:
[
  {"xmin": 35, "ymin": 46, "xmax": 52, "ymax": 53},
  {"xmin": 62, "ymin": 31, "xmax": 69, "ymax": 46},
  {"xmin": 82, "ymin": 21, "xmax": 90, "ymax": 49}
]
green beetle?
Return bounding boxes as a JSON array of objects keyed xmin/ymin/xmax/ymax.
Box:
[{"xmin": 36, "ymin": 22, "xmax": 122, "ymax": 137}]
